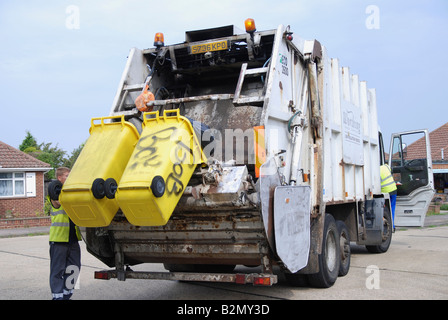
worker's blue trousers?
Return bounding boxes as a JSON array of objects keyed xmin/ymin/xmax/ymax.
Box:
[
  {"xmin": 390, "ymin": 193, "xmax": 397, "ymax": 228},
  {"xmin": 49, "ymin": 241, "xmax": 81, "ymax": 300}
]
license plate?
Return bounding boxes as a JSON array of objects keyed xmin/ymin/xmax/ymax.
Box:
[{"xmin": 190, "ymin": 40, "xmax": 228, "ymax": 54}]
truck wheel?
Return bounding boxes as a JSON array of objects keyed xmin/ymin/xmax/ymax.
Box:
[
  {"xmin": 48, "ymin": 180, "xmax": 63, "ymax": 201},
  {"xmin": 308, "ymin": 214, "xmax": 340, "ymax": 288},
  {"xmin": 336, "ymin": 220, "xmax": 350, "ymax": 277},
  {"xmin": 366, "ymin": 206, "xmax": 392, "ymax": 253},
  {"xmin": 284, "ymin": 272, "xmax": 309, "ymax": 287}
]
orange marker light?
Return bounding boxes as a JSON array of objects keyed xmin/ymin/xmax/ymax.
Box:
[
  {"xmin": 245, "ymin": 18, "xmax": 256, "ymax": 33},
  {"xmin": 253, "ymin": 276, "xmax": 272, "ymax": 286},
  {"xmin": 253, "ymin": 126, "xmax": 266, "ymax": 178}
]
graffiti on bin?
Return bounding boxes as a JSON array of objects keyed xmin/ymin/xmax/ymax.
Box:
[{"xmin": 127, "ymin": 126, "xmax": 196, "ymax": 196}]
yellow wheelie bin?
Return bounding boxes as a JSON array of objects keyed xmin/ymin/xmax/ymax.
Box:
[
  {"xmin": 116, "ymin": 109, "xmax": 207, "ymax": 226},
  {"xmin": 60, "ymin": 116, "xmax": 140, "ymax": 227}
]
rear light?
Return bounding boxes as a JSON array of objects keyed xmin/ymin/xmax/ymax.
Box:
[
  {"xmin": 94, "ymin": 271, "xmax": 111, "ymax": 280},
  {"xmin": 244, "ymin": 18, "xmax": 256, "ymax": 33},
  {"xmin": 235, "ymin": 274, "xmax": 246, "ymax": 284},
  {"xmin": 253, "ymin": 276, "xmax": 273, "ymax": 286}
]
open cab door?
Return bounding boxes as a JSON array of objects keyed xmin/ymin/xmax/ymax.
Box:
[{"xmin": 389, "ymin": 130, "xmax": 435, "ymax": 227}]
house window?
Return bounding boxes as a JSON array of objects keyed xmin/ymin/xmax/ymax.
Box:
[{"xmin": 0, "ymin": 172, "xmax": 26, "ymax": 197}]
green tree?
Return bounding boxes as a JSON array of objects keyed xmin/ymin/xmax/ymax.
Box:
[
  {"xmin": 19, "ymin": 132, "xmax": 65, "ymax": 179},
  {"xmin": 63, "ymin": 142, "xmax": 85, "ymax": 168},
  {"xmin": 25, "ymin": 142, "xmax": 66, "ymax": 180},
  {"xmin": 39, "ymin": 142, "xmax": 66, "ymax": 166},
  {"xmin": 19, "ymin": 131, "xmax": 38, "ymax": 152},
  {"xmin": 19, "ymin": 132, "xmax": 85, "ymax": 179}
]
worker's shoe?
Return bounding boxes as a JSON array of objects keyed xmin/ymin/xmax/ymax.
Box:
[{"xmin": 63, "ymin": 289, "xmax": 73, "ymax": 300}]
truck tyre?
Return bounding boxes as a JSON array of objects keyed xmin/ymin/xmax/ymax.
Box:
[
  {"xmin": 308, "ymin": 214, "xmax": 340, "ymax": 288},
  {"xmin": 284, "ymin": 272, "xmax": 309, "ymax": 287},
  {"xmin": 48, "ymin": 180, "xmax": 63, "ymax": 201},
  {"xmin": 336, "ymin": 220, "xmax": 350, "ymax": 277},
  {"xmin": 366, "ymin": 206, "xmax": 392, "ymax": 253}
]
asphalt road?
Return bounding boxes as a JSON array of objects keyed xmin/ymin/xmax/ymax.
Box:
[{"xmin": 0, "ymin": 225, "xmax": 447, "ymax": 301}]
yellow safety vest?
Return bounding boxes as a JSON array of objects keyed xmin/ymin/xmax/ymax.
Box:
[
  {"xmin": 47, "ymin": 196, "xmax": 81, "ymax": 242},
  {"xmin": 380, "ymin": 164, "xmax": 397, "ymax": 193}
]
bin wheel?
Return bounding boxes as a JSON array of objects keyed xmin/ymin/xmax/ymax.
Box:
[
  {"xmin": 104, "ymin": 178, "xmax": 118, "ymax": 199},
  {"xmin": 151, "ymin": 176, "xmax": 165, "ymax": 198},
  {"xmin": 92, "ymin": 178, "xmax": 106, "ymax": 199},
  {"xmin": 48, "ymin": 180, "xmax": 63, "ymax": 201}
]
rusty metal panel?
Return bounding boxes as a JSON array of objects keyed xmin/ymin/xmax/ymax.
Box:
[{"xmin": 107, "ymin": 208, "xmax": 269, "ymax": 266}]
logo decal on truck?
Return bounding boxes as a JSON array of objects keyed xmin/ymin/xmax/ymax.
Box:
[
  {"xmin": 341, "ymin": 103, "xmax": 364, "ymax": 166},
  {"xmin": 279, "ymin": 53, "xmax": 288, "ymax": 76}
]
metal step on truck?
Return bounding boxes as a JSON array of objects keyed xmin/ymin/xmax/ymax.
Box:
[{"xmin": 54, "ymin": 19, "xmax": 434, "ymax": 288}]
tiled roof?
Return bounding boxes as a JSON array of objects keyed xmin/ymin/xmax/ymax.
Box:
[
  {"xmin": 0, "ymin": 141, "xmax": 51, "ymax": 170},
  {"xmin": 406, "ymin": 123, "xmax": 448, "ymax": 162}
]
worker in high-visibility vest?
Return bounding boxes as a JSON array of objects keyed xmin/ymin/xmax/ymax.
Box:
[
  {"xmin": 48, "ymin": 167, "xmax": 81, "ymax": 300},
  {"xmin": 380, "ymin": 164, "xmax": 397, "ymax": 230}
]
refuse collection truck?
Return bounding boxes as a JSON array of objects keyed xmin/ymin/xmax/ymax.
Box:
[{"xmin": 57, "ymin": 19, "xmax": 434, "ymax": 288}]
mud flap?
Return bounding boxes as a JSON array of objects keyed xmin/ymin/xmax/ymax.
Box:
[
  {"xmin": 274, "ymin": 186, "xmax": 311, "ymax": 273},
  {"xmin": 364, "ymin": 198, "xmax": 386, "ymax": 245}
]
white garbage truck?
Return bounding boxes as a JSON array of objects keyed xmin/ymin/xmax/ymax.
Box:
[{"xmin": 57, "ymin": 20, "xmax": 434, "ymax": 288}]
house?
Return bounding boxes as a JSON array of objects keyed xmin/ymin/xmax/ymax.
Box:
[
  {"xmin": 0, "ymin": 141, "xmax": 51, "ymax": 229},
  {"xmin": 430, "ymin": 123, "xmax": 448, "ymax": 194}
]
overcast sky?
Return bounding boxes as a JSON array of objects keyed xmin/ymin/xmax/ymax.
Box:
[{"xmin": 0, "ymin": 0, "xmax": 447, "ymax": 154}]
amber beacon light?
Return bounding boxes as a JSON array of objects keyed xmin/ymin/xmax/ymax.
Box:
[
  {"xmin": 244, "ymin": 18, "xmax": 256, "ymax": 33},
  {"xmin": 154, "ymin": 32, "xmax": 164, "ymax": 48}
]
